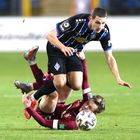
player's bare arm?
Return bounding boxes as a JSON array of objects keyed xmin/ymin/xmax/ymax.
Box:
[
  {"xmin": 104, "ymin": 51, "xmax": 132, "ymax": 88},
  {"xmin": 45, "ymin": 29, "xmax": 75, "ymax": 56}
]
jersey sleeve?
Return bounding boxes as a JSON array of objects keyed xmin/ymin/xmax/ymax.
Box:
[
  {"xmin": 26, "ymin": 107, "xmax": 78, "ymax": 130},
  {"xmin": 56, "ymin": 16, "xmax": 75, "ymax": 36},
  {"xmin": 51, "ymin": 119, "xmax": 78, "ymax": 130},
  {"xmin": 56, "ymin": 14, "xmax": 83, "ymax": 37},
  {"xmin": 100, "ymin": 25, "xmax": 112, "ymax": 51}
]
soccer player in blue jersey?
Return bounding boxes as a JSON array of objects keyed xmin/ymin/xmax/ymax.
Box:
[{"xmin": 30, "ymin": 7, "xmax": 131, "ymax": 102}]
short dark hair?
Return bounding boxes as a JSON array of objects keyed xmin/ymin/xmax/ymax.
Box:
[
  {"xmin": 91, "ymin": 7, "xmax": 107, "ymax": 19},
  {"xmin": 92, "ymin": 95, "xmax": 105, "ymax": 114}
]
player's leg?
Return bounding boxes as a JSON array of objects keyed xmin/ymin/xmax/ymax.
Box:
[
  {"xmin": 57, "ymin": 85, "xmax": 72, "ymax": 103},
  {"xmin": 14, "ymin": 46, "xmax": 45, "ymax": 93},
  {"xmin": 31, "ymin": 41, "xmax": 72, "ymax": 101},
  {"xmin": 24, "ymin": 45, "xmax": 45, "ymax": 88},
  {"xmin": 68, "ymin": 71, "xmax": 83, "ymax": 90},
  {"xmin": 31, "ymin": 55, "xmax": 67, "ymax": 100},
  {"xmin": 48, "ymin": 55, "xmax": 67, "ymax": 89},
  {"xmin": 39, "ymin": 92, "xmax": 58, "ymax": 113},
  {"xmin": 67, "ymin": 54, "xmax": 83, "ymax": 90}
]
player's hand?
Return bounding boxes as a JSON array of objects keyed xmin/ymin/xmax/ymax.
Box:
[
  {"xmin": 22, "ymin": 94, "xmax": 31, "ymax": 108},
  {"xmin": 117, "ymin": 79, "xmax": 132, "ymax": 88},
  {"xmin": 76, "ymin": 51, "xmax": 85, "ymax": 60},
  {"xmin": 60, "ymin": 46, "xmax": 75, "ymax": 56}
]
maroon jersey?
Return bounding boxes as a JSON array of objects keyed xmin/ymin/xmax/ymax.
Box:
[
  {"xmin": 51, "ymin": 99, "xmax": 85, "ymax": 120},
  {"xmin": 26, "ymin": 96, "xmax": 91, "ymax": 130}
]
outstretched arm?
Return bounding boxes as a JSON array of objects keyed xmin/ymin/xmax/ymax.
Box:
[
  {"xmin": 26, "ymin": 107, "xmax": 78, "ymax": 130},
  {"xmin": 104, "ymin": 51, "xmax": 131, "ymax": 88}
]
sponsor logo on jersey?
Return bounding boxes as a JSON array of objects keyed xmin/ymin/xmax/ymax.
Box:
[
  {"xmin": 75, "ymin": 37, "xmax": 88, "ymax": 43},
  {"xmin": 59, "ymin": 124, "xmax": 65, "ymax": 129}
]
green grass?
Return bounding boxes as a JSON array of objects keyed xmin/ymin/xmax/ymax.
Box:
[{"xmin": 0, "ymin": 51, "xmax": 140, "ymax": 140}]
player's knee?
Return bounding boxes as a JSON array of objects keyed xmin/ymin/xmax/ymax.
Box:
[
  {"xmin": 39, "ymin": 93, "xmax": 58, "ymax": 113},
  {"xmin": 54, "ymin": 80, "xmax": 66, "ymax": 89},
  {"xmin": 48, "ymin": 92, "xmax": 58, "ymax": 100},
  {"xmin": 71, "ymin": 84, "xmax": 81, "ymax": 90}
]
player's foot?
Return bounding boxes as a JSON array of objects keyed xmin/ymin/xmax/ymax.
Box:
[
  {"xmin": 14, "ymin": 80, "xmax": 32, "ymax": 94},
  {"xmin": 24, "ymin": 45, "xmax": 39, "ymax": 61},
  {"xmin": 24, "ymin": 109, "xmax": 31, "ymax": 120}
]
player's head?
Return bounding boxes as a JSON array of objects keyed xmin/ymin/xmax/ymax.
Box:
[
  {"xmin": 91, "ymin": 95, "xmax": 105, "ymax": 114},
  {"xmin": 88, "ymin": 7, "xmax": 107, "ymax": 33},
  {"xmin": 91, "ymin": 7, "xmax": 107, "ymax": 19},
  {"xmin": 79, "ymin": 95, "xmax": 105, "ymax": 114}
]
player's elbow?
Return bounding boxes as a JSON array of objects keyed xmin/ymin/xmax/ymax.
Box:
[
  {"xmin": 46, "ymin": 33, "xmax": 53, "ymax": 41},
  {"xmin": 46, "ymin": 29, "xmax": 57, "ymax": 41}
]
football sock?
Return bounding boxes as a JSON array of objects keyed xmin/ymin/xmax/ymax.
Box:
[
  {"xmin": 30, "ymin": 64, "xmax": 44, "ymax": 89},
  {"xmin": 33, "ymin": 80, "xmax": 56, "ymax": 100},
  {"xmin": 28, "ymin": 60, "xmax": 36, "ymax": 65},
  {"xmin": 82, "ymin": 59, "xmax": 90, "ymax": 89},
  {"xmin": 30, "ymin": 64, "xmax": 44, "ymax": 83}
]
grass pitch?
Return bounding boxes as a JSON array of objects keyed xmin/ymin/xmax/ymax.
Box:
[{"xmin": 0, "ymin": 51, "xmax": 140, "ymax": 140}]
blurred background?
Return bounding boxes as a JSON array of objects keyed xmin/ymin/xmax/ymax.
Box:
[
  {"xmin": 0, "ymin": 0, "xmax": 140, "ymax": 52},
  {"xmin": 0, "ymin": 0, "xmax": 140, "ymax": 16}
]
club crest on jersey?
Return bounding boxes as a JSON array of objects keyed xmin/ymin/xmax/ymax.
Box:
[
  {"xmin": 60, "ymin": 20, "xmax": 71, "ymax": 32},
  {"xmin": 90, "ymin": 34, "xmax": 96, "ymax": 39}
]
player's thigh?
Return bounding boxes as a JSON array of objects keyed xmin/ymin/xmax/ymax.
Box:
[
  {"xmin": 39, "ymin": 92, "xmax": 58, "ymax": 113},
  {"xmin": 48, "ymin": 56, "xmax": 67, "ymax": 75},
  {"xmin": 68, "ymin": 71, "xmax": 83, "ymax": 90},
  {"xmin": 67, "ymin": 55, "xmax": 83, "ymax": 90},
  {"xmin": 48, "ymin": 56, "xmax": 67, "ymax": 88},
  {"xmin": 57, "ymin": 85, "xmax": 72, "ymax": 102},
  {"xmin": 53, "ymin": 74, "xmax": 67, "ymax": 89}
]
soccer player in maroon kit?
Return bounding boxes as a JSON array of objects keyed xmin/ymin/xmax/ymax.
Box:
[
  {"xmin": 22, "ymin": 93, "xmax": 105, "ymax": 130},
  {"xmin": 15, "ymin": 46, "xmax": 105, "ymax": 130}
]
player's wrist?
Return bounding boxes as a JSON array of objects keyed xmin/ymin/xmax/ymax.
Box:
[{"xmin": 24, "ymin": 101, "xmax": 31, "ymax": 108}]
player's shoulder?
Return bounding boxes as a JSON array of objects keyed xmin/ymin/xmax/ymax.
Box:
[
  {"xmin": 105, "ymin": 24, "xmax": 110, "ymax": 30},
  {"xmin": 103, "ymin": 24, "xmax": 110, "ymax": 34}
]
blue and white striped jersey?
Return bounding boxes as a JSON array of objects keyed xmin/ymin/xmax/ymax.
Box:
[{"xmin": 56, "ymin": 13, "xmax": 112, "ymax": 52}]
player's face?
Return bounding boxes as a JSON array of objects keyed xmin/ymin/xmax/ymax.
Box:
[
  {"xmin": 89, "ymin": 16, "xmax": 107, "ymax": 33},
  {"xmin": 79, "ymin": 99, "xmax": 98, "ymax": 113}
]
